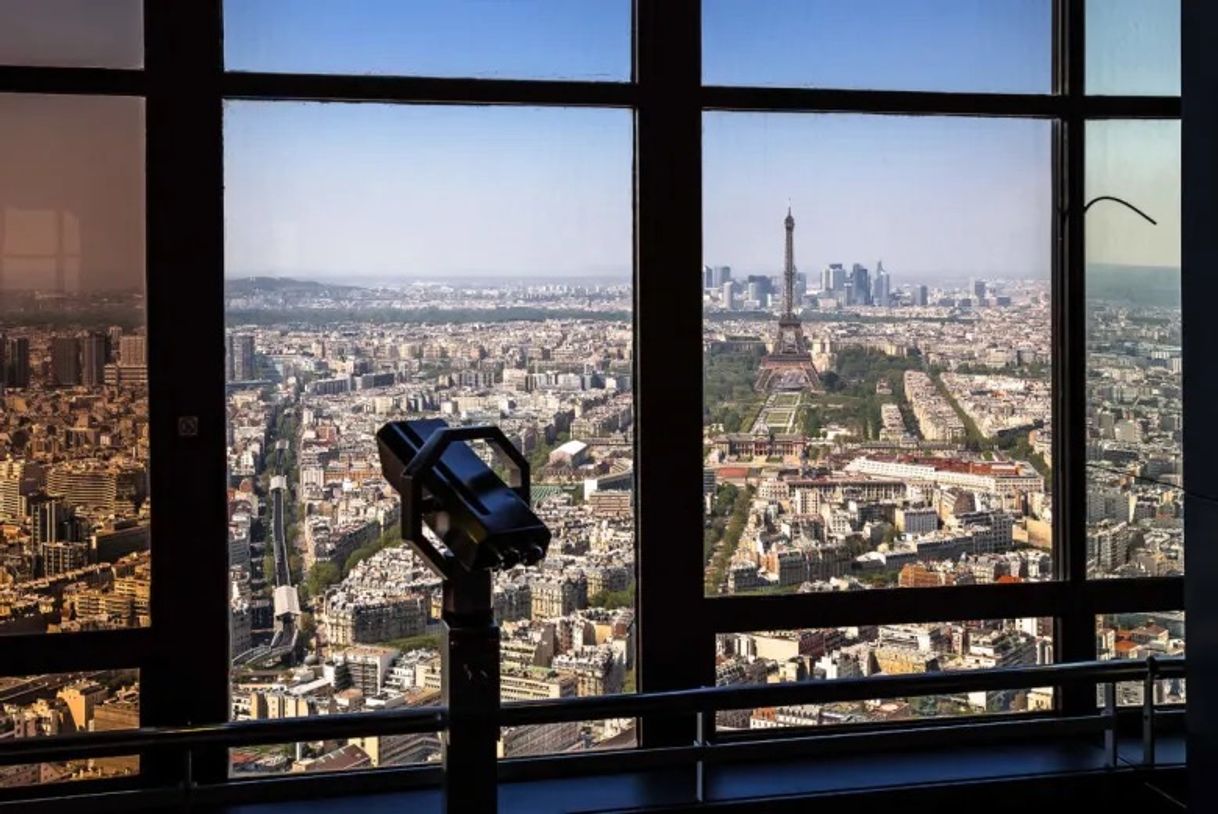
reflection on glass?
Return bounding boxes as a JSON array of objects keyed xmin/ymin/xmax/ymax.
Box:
[
  {"xmin": 0, "ymin": 0, "xmax": 142, "ymax": 68},
  {"xmin": 1096, "ymin": 611, "xmax": 1184, "ymax": 706},
  {"xmin": 716, "ymin": 620, "xmax": 1052, "ymax": 730},
  {"xmin": 224, "ymin": 102, "xmax": 635, "ymax": 775},
  {"xmin": 1085, "ymin": 121, "xmax": 1181, "ymax": 579},
  {"xmin": 703, "ymin": 0, "xmax": 1051, "ymax": 92},
  {"xmin": 0, "ymin": 669, "xmax": 139, "ymax": 787},
  {"xmin": 224, "ymin": 0, "xmax": 630, "ymax": 81},
  {"xmin": 0, "ymin": 94, "xmax": 149, "ymax": 635},
  {"xmin": 1086, "ymin": 0, "xmax": 1180, "ymax": 96},
  {"xmin": 703, "ymin": 113, "xmax": 1053, "ymax": 596}
]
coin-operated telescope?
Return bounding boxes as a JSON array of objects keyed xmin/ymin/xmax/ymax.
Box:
[{"xmin": 377, "ymin": 419, "xmax": 550, "ymax": 814}]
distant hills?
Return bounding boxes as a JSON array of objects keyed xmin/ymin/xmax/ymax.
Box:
[
  {"xmin": 1087, "ymin": 264, "xmax": 1180, "ymax": 307},
  {"xmin": 224, "ymin": 276, "xmax": 356, "ymax": 295}
]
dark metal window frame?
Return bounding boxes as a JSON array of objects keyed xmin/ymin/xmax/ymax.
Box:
[{"xmin": 0, "ymin": 0, "xmax": 1183, "ymax": 797}]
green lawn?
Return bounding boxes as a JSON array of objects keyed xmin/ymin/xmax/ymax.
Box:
[{"xmin": 765, "ymin": 409, "xmax": 794, "ymax": 426}]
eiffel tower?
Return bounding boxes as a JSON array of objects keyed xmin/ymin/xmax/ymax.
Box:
[{"xmin": 755, "ymin": 207, "xmax": 820, "ymax": 392}]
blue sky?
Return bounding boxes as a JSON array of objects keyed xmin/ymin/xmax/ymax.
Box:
[{"xmin": 221, "ymin": 1, "xmax": 1180, "ymax": 282}]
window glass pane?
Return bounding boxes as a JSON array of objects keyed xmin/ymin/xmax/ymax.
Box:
[
  {"xmin": 1086, "ymin": 0, "xmax": 1180, "ymax": 96},
  {"xmin": 0, "ymin": 94, "xmax": 148, "ymax": 635},
  {"xmin": 0, "ymin": 669, "xmax": 139, "ymax": 787},
  {"xmin": 716, "ymin": 619, "xmax": 1052, "ymax": 730},
  {"xmin": 704, "ymin": 113, "xmax": 1053, "ymax": 596},
  {"xmin": 1085, "ymin": 120, "xmax": 1181, "ymax": 579},
  {"xmin": 224, "ymin": 0, "xmax": 630, "ymax": 81},
  {"xmin": 1096, "ymin": 611, "xmax": 1184, "ymax": 706},
  {"xmin": 225, "ymin": 102, "xmax": 635, "ymax": 774},
  {"xmin": 0, "ymin": 1, "xmax": 142, "ymax": 68},
  {"xmin": 703, "ymin": 0, "xmax": 1051, "ymax": 93}
]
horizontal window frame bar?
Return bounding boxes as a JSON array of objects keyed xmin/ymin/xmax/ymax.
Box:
[
  {"xmin": 189, "ymin": 763, "xmax": 442, "ymax": 805},
  {"xmin": 704, "ymin": 577, "xmax": 1183, "ymax": 633},
  {"xmin": 0, "ymin": 65, "xmax": 145, "ymax": 96},
  {"xmin": 218, "ymin": 74, "xmax": 1181, "ymax": 120},
  {"xmin": 221, "ymin": 71, "xmax": 639, "ymax": 107},
  {"xmin": 704, "ymin": 86, "xmax": 1179, "ymax": 118},
  {"xmin": 0, "ymin": 67, "xmax": 1178, "ymax": 122},
  {"xmin": 0, "ymin": 705, "xmax": 447, "ymax": 766},
  {"xmin": 0, "ymin": 774, "xmax": 149, "ymax": 810},
  {"xmin": 0, "ymin": 628, "xmax": 150, "ymax": 676}
]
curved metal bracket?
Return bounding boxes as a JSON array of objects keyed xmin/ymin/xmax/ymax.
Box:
[
  {"xmin": 405, "ymin": 424, "xmax": 531, "ymax": 504},
  {"xmin": 396, "ymin": 424, "xmax": 533, "ymax": 580}
]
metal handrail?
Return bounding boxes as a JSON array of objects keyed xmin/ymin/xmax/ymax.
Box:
[
  {"xmin": 0, "ymin": 706, "xmax": 448, "ymax": 766},
  {"xmin": 501, "ymin": 656, "xmax": 1182, "ymax": 726},
  {"xmin": 0, "ymin": 656, "xmax": 1182, "ymax": 767}
]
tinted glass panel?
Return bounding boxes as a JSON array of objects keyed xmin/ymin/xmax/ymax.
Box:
[
  {"xmin": 1086, "ymin": 0, "xmax": 1180, "ymax": 96},
  {"xmin": 225, "ymin": 102, "xmax": 635, "ymax": 774},
  {"xmin": 1085, "ymin": 120, "xmax": 1181, "ymax": 579},
  {"xmin": 224, "ymin": 0, "xmax": 630, "ymax": 81},
  {"xmin": 703, "ymin": 113, "xmax": 1053, "ymax": 596},
  {"xmin": 1096, "ymin": 611, "xmax": 1184, "ymax": 706},
  {"xmin": 0, "ymin": 94, "xmax": 149, "ymax": 635},
  {"xmin": 703, "ymin": 0, "xmax": 1051, "ymax": 92},
  {"xmin": 716, "ymin": 620, "xmax": 1052, "ymax": 730},
  {"xmin": 0, "ymin": 669, "xmax": 139, "ymax": 787},
  {"xmin": 0, "ymin": 0, "xmax": 142, "ymax": 68}
]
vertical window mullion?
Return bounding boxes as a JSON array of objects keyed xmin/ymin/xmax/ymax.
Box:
[
  {"xmin": 634, "ymin": 0, "xmax": 713, "ymax": 748},
  {"xmin": 1183, "ymin": 0, "xmax": 1218, "ymax": 795},
  {"xmin": 1054, "ymin": 0, "xmax": 1094, "ymax": 715},
  {"xmin": 141, "ymin": 0, "xmax": 229, "ymax": 786}
]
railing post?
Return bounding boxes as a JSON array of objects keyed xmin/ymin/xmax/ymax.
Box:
[
  {"xmin": 441, "ymin": 569, "xmax": 499, "ymax": 814},
  {"xmin": 1103, "ymin": 682, "xmax": 1118, "ymax": 769},
  {"xmin": 695, "ymin": 707, "xmax": 711, "ymax": 803},
  {"xmin": 1142, "ymin": 656, "xmax": 1158, "ymax": 768}
]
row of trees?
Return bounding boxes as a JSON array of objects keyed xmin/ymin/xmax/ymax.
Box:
[
  {"xmin": 931, "ymin": 371, "xmax": 1052, "ymax": 485},
  {"xmin": 298, "ymin": 525, "xmax": 404, "ymax": 604},
  {"xmin": 705, "ymin": 485, "xmax": 753, "ymax": 593},
  {"xmin": 705, "ymin": 350, "xmax": 764, "ymax": 432},
  {"xmin": 704, "ymin": 483, "xmax": 740, "ymax": 565}
]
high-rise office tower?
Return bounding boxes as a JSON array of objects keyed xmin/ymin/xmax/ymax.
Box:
[
  {"xmin": 822, "ymin": 263, "xmax": 847, "ymax": 293},
  {"xmin": 714, "ymin": 266, "xmax": 732, "ymax": 288},
  {"xmin": 915, "ymin": 284, "xmax": 929, "ymax": 307},
  {"xmin": 721, "ymin": 281, "xmax": 736, "ymax": 310},
  {"xmin": 5, "ymin": 337, "xmax": 30, "ymax": 388},
  {"xmin": 82, "ymin": 332, "xmax": 107, "ymax": 387},
  {"xmin": 703, "ymin": 265, "xmax": 715, "ymax": 290},
  {"xmin": 228, "ymin": 333, "xmax": 256, "ymax": 382},
  {"xmin": 51, "ymin": 337, "xmax": 81, "ymax": 386},
  {"xmin": 831, "ymin": 264, "xmax": 846, "ymax": 291},
  {"xmin": 852, "ymin": 264, "xmax": 871, "ymax": 305},
  {"xmin": 30, "ymin": 493, "xmax": 66, "ymax": 545},
  {"xmin": 119, "ymin": 335, "xmax": 147, "ymax": 366},
  {"xmin": 107, "ymin": 326, "xmax": 125, "ymax": 361},
  {"xmin": 0, "ymin": 472, "xmax": 19, "ymax": 521},
  {"xmin": 874, "ymin": 261, "xmax": 891, "ymax": 308},
  {"xmin": 746, "ymin": 275, "xmax": 771, "ymax": 306},
  {"xmin": 973, "ymin": 279, "xmax": 987, "ymax": 299}
]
